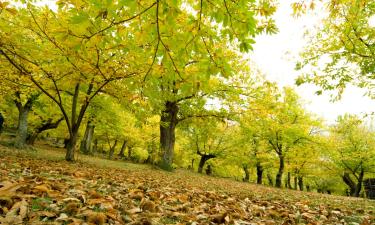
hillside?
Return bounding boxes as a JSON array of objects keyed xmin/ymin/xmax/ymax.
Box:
[{"xmin": 0, "ymin": 145, "xmax": 374, "ymax": 225}]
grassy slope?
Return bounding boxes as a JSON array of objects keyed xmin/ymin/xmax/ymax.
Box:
[{"xmin": 0, "ymin": 144, "xmax": 374, "ymax": 225}]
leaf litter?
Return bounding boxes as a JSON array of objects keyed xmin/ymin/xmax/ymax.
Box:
[{"xmin": 0, "ymin": 146, "xmax": 374, "ymax": 225}]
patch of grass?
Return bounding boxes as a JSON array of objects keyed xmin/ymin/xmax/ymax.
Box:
[
  {"xmin": 31, "ymin": 197, "xmax": 53, "ymax": 212},
  {"xmin": 160, "ymin": 216, "xmax": 181, "ymax": 224},
  {"xmin": 158, "ymin": 161, "xmax": 174, "ymax": 172}
]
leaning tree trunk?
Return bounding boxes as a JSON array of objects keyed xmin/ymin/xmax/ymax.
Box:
[
  {"xmin": 275, "ymin": 155, "xmax": 285, "ymax": 188},
  {"xmin": 256, "ymin": 162, "xmax": 263, "ymax": 184},
  {"xmin": 197, "ymin": 152, "xmax": 216, "ymax": 173},
  {"xmin": 80, "ymin": 120, "xmax": 95, "ymax": 154},
  {"xmin": 118, "ymin": 140, "xmax": 127, "ymax": 158},
  {"xmin": 27, "ymin": 117, "xmax": 63, "ymax": 145},
  {"xmin": 343, "ymin": 172, "xmax": 356, "ymax": 196},
  {"xmin": 160, "ymin": 101, "xmax": 178, "ymax": 169}
]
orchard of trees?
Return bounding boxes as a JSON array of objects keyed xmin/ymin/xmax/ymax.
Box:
[{"xmin": 0, "ymin": 0, "xmax": 374, "ymax": 198}]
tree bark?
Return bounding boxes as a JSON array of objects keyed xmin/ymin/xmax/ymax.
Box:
[
  {"xmin": 13, "ymin": 92, "xmax": 38, "ymax": 149},
  {"xmin": 160, "ymin": 101, "xmax": 178, "ymax": 169},
  {"xmin": 275, "ymin": 155, "xmax": 285, "ymax": 188},
  {"xmin": 80, "ymin": 120, "xmax": 95, "ymax": 154},
  {"xmin": 118, "ymin": 140, "xmax": 127, "ymax": 158},
  {"xmin": 14, "ymin": 106, "xmax": 31, "ymax": 148},
  {"xmin": 243, "ymin": 164, "xmax": 250, "ymax": 182},
  {"xmin": 65, "ymin": 132, "xmax": 78, "ymax": 161},
  {"xmin": 294, "ymin": 176, "xmax": 298, "ymax": 190},
  {"xmin": 256, "ymin": 162, "xmax": 264, "ymax": 184}
]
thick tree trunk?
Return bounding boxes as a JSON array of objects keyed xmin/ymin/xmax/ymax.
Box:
[
  {"xmin": 243, "ymin": 164, "xmax": 250, "ymax": 182},
  {"xmin": 14, "ymin": 106, "xmax": 30, "ymax": 149},
  {"xmin": 118, "ymin": 140, "xmax": 127, "ymax": 158},
  {"xmin": 160, "ymin": 101, "xmax": 178, "ymax": 169},
  {"xmin": 298, "ymin": 176, "xmax": 304, "ymax": 191},
  {"xmin": 275, "ymin": 155, "xmax": 284, "ymax": 188},
  {"xmin": 108, "ymin": 140, "xmax": 118, "ymax": 160},
  {"xmin": 65, "ymin": 132, "xmax": 78, "ymax": 161},
  {"xmin": 80, "ymin": 120, "xmax": 95, "ymax": 154},
  {"xmin": 256, "ymin": 162, "xmax": 264, "ymax": 184}
]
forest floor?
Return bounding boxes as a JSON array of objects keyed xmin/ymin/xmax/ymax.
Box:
[{"xmin": 0, "ymin": 144, "xmax": 374, "ymax": 225}]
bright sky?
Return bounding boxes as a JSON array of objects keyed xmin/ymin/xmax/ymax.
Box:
[{"xmin": 250, "ymin": 0, "xmax": 374, "ymax": 124}]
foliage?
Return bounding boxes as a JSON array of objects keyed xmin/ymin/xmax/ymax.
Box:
[{"xmin": 296, "ymin": 0, "xmax": 375, "ymax": 98}]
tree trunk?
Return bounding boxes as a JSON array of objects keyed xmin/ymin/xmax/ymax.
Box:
[
  {"xmin": 65, "ymin": 132, "xmax": 78, "ymax": 161},
  {"xmin": 294, "ymin": 176, "xmax": 298, "ymax": 190},
  {"xmin": 109, "ymin": 140, "xmax": 118, "ymax": 160},
  {"xmin": 14, "ymin": 107, "xmax": 30, "ymax": 148},
  {"xmin": 197, "ymin": 153, "xmax": 216, "ymax": 173},
  {"xmin": 128, "ymin": 146, "xmax": 133, "ymax": 159},
  {"xmin": 287, "ymin": 172, "xmax": 292, "ymax": 189},
  {"xmin": 80, "ymin": 120, "xmax": 95, "ymax": 154},
  {"xmin": 298, "ymin": 176, "xmax": 304, "ymax": 191},
  {"xmin": 343, "ymin": 172, "xmax": 356, "ymax": 196},
  {"xmin": 118, "ymin": 140, "xmax": 127, "ymax": 158},
  {"xmin": 243, "ymin": 164, "xmax": 250, "ymax": 182},
  {"xmin": 256, "ymin": 162, "xmax": 263, "ymax": 184},
  {"xmin": 354, "ymin": 169, "xmax": 364, "ymax": 197},
  {"xmin": 27, "ymin": 117, "xmax": 63, "ymax": 145},
  {"xmin": 275, "ymin": 155, "xmax": 284, "ymax": 188},
  {"xmin": 160, "ymin": 101, "xmax": 178, "ymax": 169}
]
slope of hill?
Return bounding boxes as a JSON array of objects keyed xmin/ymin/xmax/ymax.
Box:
[{"xmin": 0, "ymin": 145, "xmax": 374, "ymax": 225}]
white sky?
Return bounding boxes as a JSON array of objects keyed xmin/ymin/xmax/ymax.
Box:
[{"xmin": 250, "ymin": 0, "xmax": 375, "ymax": 123}]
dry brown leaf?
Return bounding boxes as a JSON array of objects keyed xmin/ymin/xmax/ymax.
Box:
[{"xmin": 0, "ymin": 182, "xmax": 24, "ymax": 197}]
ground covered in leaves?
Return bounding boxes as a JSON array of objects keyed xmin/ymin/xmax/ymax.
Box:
[{"xmin": 0, "ymin": 145, "xmax": 374, "ymax": 225}]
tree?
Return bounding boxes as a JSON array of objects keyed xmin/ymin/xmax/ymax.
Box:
[
  {"xmin": 329, "ymin": 114, "xmax": 375, "ymax": 197},
  {"xmin": 182, "ymin": 119, "xmax": 235, "ymax": 173},
  {"xmin": 296, "ymin": 0, "xmax": 375, "ymax": 98},
  {"xmin": 246, "ymin": 87, "xmax": 320, "ymax": 188},
  {"xmin": 0, "ymin": 2, "xmax": 141, "ymax": 160}
]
